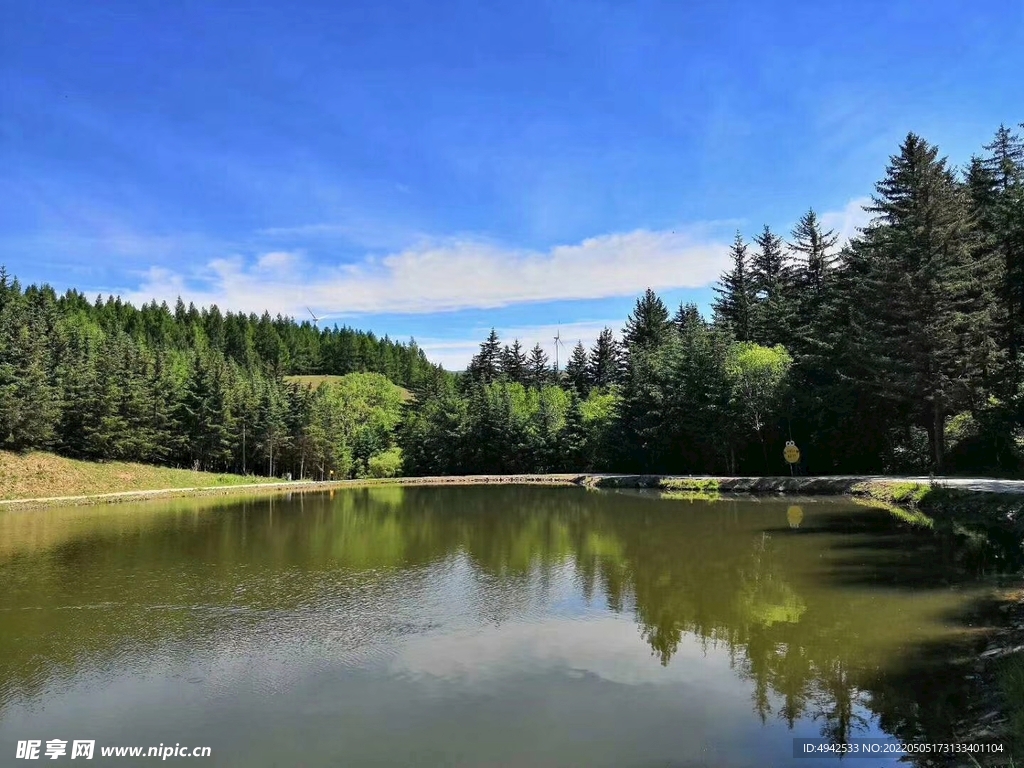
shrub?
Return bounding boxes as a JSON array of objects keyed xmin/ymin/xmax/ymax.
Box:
[{"xmin": 367, "ymin": 447, "xmax": 403, "ymax": 478}]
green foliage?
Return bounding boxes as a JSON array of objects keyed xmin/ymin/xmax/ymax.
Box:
[
  {"xmin": 587, "ymin": 327, "xmax": 621, "ymax": 389},
  {"xmin": 857, "ymin": 134, "xmax": 1002, "ymax": 472},
  {"xmin": 499, "ymin": 339, "xmax": 527, "ymax": 385},
  {"xmin": 0, "ymin": 273, "xmax": 418, "ymax": 480},
  {"xmin": 579, "ymin": 389, "xmax": 620, "ymax": 471},
  {"xmin": 368, "ymin": 447, "xmax": 404, "ymax": 478},
  {"xmin": 659, "ymin": 478, "xmax": 721, "ymax": 493},
  {"xmin": 467, "ymin": 328, "xmax": 502, "ymax": 384},
  {"xmin": 0, "ymin": 275, "xmax": 59, "ymax": 451},
  {"xmin": 749, "ymin": 225, "xmax": 796, "ymax": 347},
  {"xmin": 526, "ymin": 344, "xmax": 551, "ymax": 388},
  {"xmin": 564, "ymin": 341, "xmax": 590, "ymax": 397},
  {"xmin": 622, "ymin": 288, "xmax": 673, "ymax": 358},
  {"xmin": 726, "ymin": 343, "xmax": 793, "ymax": 473},
  {"xmin": 888, "ymin": 482, "xmax": 930, "ymax": 505},
  {"xmin": 658, "ymin": 478, "xmax": 722, "ymax": 501},
  {"xmin": 712, "ymin": 232, "xmax": 755, "ymax": 342},
  {"xmin": 5, "ymin": 122, "xmax": 1024, "ymax": 482}
]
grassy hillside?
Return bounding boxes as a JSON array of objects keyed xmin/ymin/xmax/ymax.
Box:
[
  {"xmin": 285, "ymin": 374, "xmax": 414, "ymax": 402},
  {"xmin": 0, "ymin": 451, "xmax": 277, "ymax": 501}
]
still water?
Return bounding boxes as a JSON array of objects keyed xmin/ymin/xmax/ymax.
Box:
[{"xmin": 0, "ymin": 486, "xmax": 1005, "ymax": 766}]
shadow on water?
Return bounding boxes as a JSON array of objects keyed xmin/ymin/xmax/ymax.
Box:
[
  {"xmin": 1, "ymin": 486, "xmax": 1021, "ymax": 764},
  {"xmin": 761, "ymin": 499, "xmax": 1024, "ymax": 761}
]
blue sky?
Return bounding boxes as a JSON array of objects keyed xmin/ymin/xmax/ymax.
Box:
[{"xmin": 2, "ymin": 1, "xmax": 1021, "ymax": 369}]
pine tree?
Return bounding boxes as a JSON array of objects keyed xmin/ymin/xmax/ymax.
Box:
[
  {"xmin": 622, "ymin": 288, "xmax": 673, "ymax": 357},
  {"xmin": 663, "ymin": 319, "xmax": 735, "ymax": 473},
  {"xmin": 54, "ymin": 331, "xmax": 100, "ymax": 458},
  {"xmin": 529, "ymin": 386, "xmax": 567, "ymax": 473},
  {"xmin": 556, "ymin": 391, "xmax": 586, "ymax": 470},
  {"xmin": 978, "ymin": 125, "xmax": 1024, "ymax": 392},
  {"xmin": 500, "ymin": 339, "xmax": 528, "ymax": 385},
  {"xmin": 587, "ymin": 328, "xmax": 621, "ymax": 389},
  {"xmin": 0, "ymin": 293, "xmax": 58, "ymax": 450},
  {"xmin": 147, "ymin": 350, "xmax": 183, "ymax": 464},
  {"xmin": 467, "ymin": 328, "xmax": 502, "ymax": 383},
  {"xmin": 564, "ymin": 341, "xmax": 591, "ymax": 396},
  {"xmin": 176, "ymin": 353, "xmax": 233, "ymax": 470},
  {"xmin": 254, "ymin": 378, "xmax": 289, "ymax": 476},
  {"xmin": 672, "ymin": 302, "xmax": 703, "ymax": 335},
  {"xmin": 789, "ymin": 209, "xmax": 839, "ymax": 296},
  {"xmin": 112, "ymin": 336, "xmax": 158, "ymax": 461},
  {"xmin": 786, "ymin": 209, "xmax": 841, "ymax": 364},
  {"xmin": 858, "ymin": 133, "xmax": 1001, "ymax": 471},
  {"xmin": 712, "ymin": 232, "xmax": 755, "ymax": 342},
  {"xmin": 616, "ymin": 346, "xmax": 672, "ymax": 473},
  {"xmin": 526, "ymin": 344, "xmax": 550, "ymax": 388},
  {"xmin": 749, "ymin": 225, "xmax": 796, "ymax": 347}
]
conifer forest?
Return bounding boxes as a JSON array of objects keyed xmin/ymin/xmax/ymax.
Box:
[{"xmin": 3, "ymin": 126, "xmax": 1023, "ymax": 480}]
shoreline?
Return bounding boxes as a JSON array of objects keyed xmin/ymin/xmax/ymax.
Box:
[{"xmin": 2, "ymin": 472, "xmax": 1023, "ymax": 510}]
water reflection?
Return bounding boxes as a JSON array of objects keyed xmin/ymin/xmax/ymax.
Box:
[{"xmin": 0, "ymin": 487, "xmax": 1012, "ymax": 766}]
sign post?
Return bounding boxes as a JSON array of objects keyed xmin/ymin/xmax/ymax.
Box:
[{"xmin": 783, "ymin": 441, "xmax": 801, "ymax": 476}]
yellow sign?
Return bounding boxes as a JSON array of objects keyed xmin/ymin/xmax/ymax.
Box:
[
  {"xmin": 783, "ymin": 441, "xmax": 800, "ymax": 464},
  {"xmin": 787, "ymin": 505, "xmax": 804, "ymax": 528}
]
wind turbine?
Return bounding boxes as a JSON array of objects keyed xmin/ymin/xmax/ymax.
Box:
[
  {"xmin": 306, "ymin": 307, "xmax": 320, "ymax": 328},
  {"xmin": 553, "ymin": 327, "xmax": 567, "ymax": 376}
]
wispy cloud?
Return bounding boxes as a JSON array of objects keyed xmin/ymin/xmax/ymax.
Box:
[
  {"xmin": 255, "ymin": 214, "xmax": 421, "ymax": 251},
  {"xmin": 820, "ymin": 196, "xmax": 872, "ymax": 245},
  {"xmin": 255, "ymin": 250, "xmax": 299, "ymax": 272},
  {"xmin": 125, "ymin": 225, "xmax": 733, "ymax": 317},
  {"xmin": 115, "ymin": 197, "xmax": 869, "ymax": 370}
]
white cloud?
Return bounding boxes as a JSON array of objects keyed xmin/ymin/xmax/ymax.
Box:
[
  {"xmin": 256, "ymin": 250, "xmax": 299, "ymax": 272},
  {"xmin": 118, "ymin": 198, "xmax": 869, "ymax": 369},
  {"xmin": 820, "ymin": 196, "xmax": 873, "ymax": 245},
  {"xmin": 125, "ymin": 226, "xmax": 733, "ymax": 318},
  {"xmin": 387, "ymin": 614, "xmax": 741, "ymax": 689}
]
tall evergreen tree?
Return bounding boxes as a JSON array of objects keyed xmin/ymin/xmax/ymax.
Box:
[
  {"xmin": 526, "ymin": 344, "xmax": 551, "ymax": 388},
  {"xmin": 712, "ymin": 232, "xmax": 755, "ymax": 342},
  {"xmin": 588, "ymin": 328, "xmax": 621, "ymax": 389},
  {"xmin": 616, "ymin": 345, "xmax": 673, "ymax": 473},
  {"xmin": 176, "ymin": 354, "xmax": 234, "ymax": 471},
  {"xmin": 749, "ymin": 225, "xmax": 796, "ymax": 347},
  {"xmin": 787, "ymin": 209, "xmax": 841, "ymax": 363},
  {"xmin": 0, "ymin": 287, "xmax": 58, "ymax": 450},
  {"xmin": 978, "ymin": 125, "xmax": 1024, "ymax": 392},
  {"xmin": 254, "ymin": 378, "xmax": 289, "ymax": 476},
  {"xmin": 500, "ymin": 339, "xmax": 528, "ymax": 385},
  {"xmin": 560, "ymin": 392, "xmax": 589, "ymax": 470},
  {"xmin": 789, "ymin": 209, "xmax": 840, "ymax": 297},
  {"xmin": 673, "ymin": 302, "xmax": 703, "ymax": 335},
  {"xmin": 623, "ymin": 288, "xmax": 672, "ymax": 355},
  {"xmin": 858, "ymin": 133, "xmax": 1001, "ymax": 471},
  {"xmin": 564, "ymin": 341, "xmax": 591, "ymax": 397},
  {"xmin": 467, "ymin": 328, "xmax": 502, "ymax": 383}
]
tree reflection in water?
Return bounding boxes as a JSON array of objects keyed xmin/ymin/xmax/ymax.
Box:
[{"xmin": 0, "ymin": 486, "xmax": 1016, "ymax": 758}]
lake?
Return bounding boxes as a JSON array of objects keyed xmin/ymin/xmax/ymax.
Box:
[{"xmin": 0, "ymin": 486, "xmax": 1009, "ymax": 766}]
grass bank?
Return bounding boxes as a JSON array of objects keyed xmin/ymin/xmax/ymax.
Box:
[{"xmin": 0, "ymin": 451, "xmax": 280, "ymax": 501}]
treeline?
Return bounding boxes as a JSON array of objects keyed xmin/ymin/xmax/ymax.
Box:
[
  {"xmin": 0, "ymin": 281, "xmax": 435, "ymax": 477},
  {"xmin": 402, "ymin": 124, "xmax": 1024, "ymax": 477}
]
